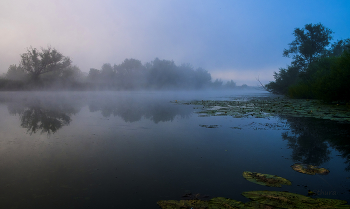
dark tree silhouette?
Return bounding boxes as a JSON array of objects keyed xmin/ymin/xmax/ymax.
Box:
[
  {"xmin": 20, "ymin": 46, "xmax": 71, "ymax": 81},
  {"xmin": 283, "ymin": 23, "xmax": 333, "ymax": 71},
  {"xmin": 20, "ymin": 106, "xmax": 71, "ymax": 135}
]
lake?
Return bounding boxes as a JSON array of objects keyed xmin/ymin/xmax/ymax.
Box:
[{"xmin": 0, "ymin": 91, "xmax": 349, "ymax": 208}]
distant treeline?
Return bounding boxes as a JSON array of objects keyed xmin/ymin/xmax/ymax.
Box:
[
  {"xmin": 263, "ymin": 23, "xmax": 350, "ymax": 102},
  {"xmin": 0, "ymin": 47, "xmax": 244, "ymax": 91}
]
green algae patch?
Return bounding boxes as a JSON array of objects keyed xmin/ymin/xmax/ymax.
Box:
[
  {"xmin": 291, "ymin": 163, "xmax": 330, "ymax": 175},
  {"xmin": 242, "ymin": 190, "xmax": 350, "ymax": 209},
  {"xmin": 180, "ymin": 97, "xmax": 350, "ymax": 123},
  {"xmin": 157, "ymin": 199, "xmax": 208, "ymax": 209},
  {"xmin": 208, "ymin": 197, "xmax": 247, "ymax": 208},
  {"xmin": 157, "ymin": 192, "xmax": 350, "ymax": 208},
  {"xmin": 157, "ymin": 198, "xmax": 247, "ymax": 209},
  {"xmin": 157, "ymin": 197, "xmax": 247, "ymax": 209},
  {"xmin": 243, "ymin": 171, "xmax": 292, "ymax": 187}
]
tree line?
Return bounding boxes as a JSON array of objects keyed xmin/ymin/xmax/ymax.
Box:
[
  {"xmin": 0, "ymin": 47, "xmax": 244, "ymax": 90},
  {"xmin": 263, "ymin": 23, "xmax": 350, "ymax": 102}
]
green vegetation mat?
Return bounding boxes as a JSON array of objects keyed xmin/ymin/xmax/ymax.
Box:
[
  {"xmin": 157, "ymin": 191, "xmax": 350, "ymax": 208},
  {"xmin": 177, "ymin": 97, "xmax": 350, "ymax": 123},
  {"xmin": 291, "ymin": 163, "xmax": 330, "ymax": 175},
  {"xmin": 242, "ymin": 171, "xmax": 292, "ymax": 187}
]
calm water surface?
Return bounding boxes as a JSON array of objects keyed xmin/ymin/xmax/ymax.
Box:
[{"xmin": 0, "ymin": 91, "xmax": 349, "ymax": 208}]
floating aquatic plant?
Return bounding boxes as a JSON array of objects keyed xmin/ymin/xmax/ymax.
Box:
[
  {"xmin": 157, "ymin": 199, "xmax": 208, "ymax": 209},
  {"xmin": 158, "ymin": 192, "xmax": 350, "ymax": 208},
  {"xmin": 180, "ymin": 98, "xmax": 350, "ymax": 123},
  {"xmin": 208, "ymin": 197, "xmax": 246, "ymax": 208},
  {"xmin": 242, "ymin": 171, "xmax": 292, "ymax": 187},
  {"xmin": 291, "ymin": 163, "xmax": 330, "ymax": 175},
  {"xmin": 157, "ymin": 197, "xmax": 252, "ymax": 209},
  {"xmin": 242, "ymin": 190, "xmax": 350, "ymax": 209}
]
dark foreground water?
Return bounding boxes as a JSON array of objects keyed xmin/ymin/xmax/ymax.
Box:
[{"xmin": 0, "ymin": 91, "xmax": 349, "ymax": 208}]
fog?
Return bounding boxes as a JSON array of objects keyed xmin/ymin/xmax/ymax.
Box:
[
  {"xmin": 1, "ymin": 2, "xmax": 350, "ymax": 207},
  {"xmin": 1, "ymin": 0, "xmax": 349, "ymax": 86},
  {"xmin": 0, "ymin": 89, "xmax": 270, "ymax": 136}
]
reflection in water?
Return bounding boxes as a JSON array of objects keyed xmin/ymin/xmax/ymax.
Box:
[
  {"xmin": 280, "ymin": 115, "xmax": 350, "ymax": 170},
  {"xmin": 19, "ymin": 105, "xmax": 71, "ymax": 135},
  {"xmin": 281, "ymin": 131, "xmax": 331, "ymax": 166},
  {"xmin": 6, "ymin": 96, "xmax": 82, "ymax": 135},
  {"xmin": 0, "ymin": 92, "xmax": 350, "ymax": 208},
  {"xmin": 3, "ymin": 92, "xmax": 194, "ymax": 135},
  {"xmin": 87, "ymin": 95, "xmax": 193, "ymax": 123}
]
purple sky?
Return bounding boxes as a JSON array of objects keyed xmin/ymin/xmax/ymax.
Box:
[{"xmin": 1, "ymin": 0, "xmax": 349, "ymax": 85}]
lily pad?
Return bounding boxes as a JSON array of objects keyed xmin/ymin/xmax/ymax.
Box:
[
  {"xmin": 242, "ymin": 190, "xmax": 350, "ymax": 209},
  {"xmin": 243, "ymin": 171, "xmax": 292, "ymax": 187},
  {"xmin": 291, "ymin": 163, "xmax": 330, "ymax": 175}
]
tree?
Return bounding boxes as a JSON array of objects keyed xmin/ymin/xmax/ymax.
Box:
[
  {"xmin": 194, "ymin": 68, "xmax": 211, "ymax": 89},
  {"xmin": 212, "ymin": 78, "xmax": 223, "ymax": 89},
  {"xmin": 6, "ymin": 64, "xmax": 27, "ymax": 81},
  {"xmin": 328, "ymin": 38, "xmax": 350, "ymax": 57},
  {"xmin": 265, "ymin": 65, "xmax": 299, "ymax": 94},
  {"xmin": 147, "ymin": 58, "xmax": 179, "ymax": 89},
  {"xmin": 115, "ymin": 59, "xmax": 144, "ymax": 89},
  {"xmin": 224, "ymin": 80, "xmax": 236, "ymax": 89},
  {"xmin": 20, "ymin": 46, "xmax": 71, "ymax": 81},
  {"xmin": 88, "ymin": 68, "xmax": 100, "ymax": 81},
  {"xmin": 283, "ymin": 23, "xmax": 333, "ymax": 71}
]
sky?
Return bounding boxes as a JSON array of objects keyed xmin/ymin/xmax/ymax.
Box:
[{"xmin": 0, "ymin": 0, "xmax": 349, "ymax": 86}]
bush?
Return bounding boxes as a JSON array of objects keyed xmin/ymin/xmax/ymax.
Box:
[
  {"xmin": 288, "ymin": 83, "xmax": 314, "ymax": 99},
  {"xmin": 265, "ymin": 65, "xmax": 300, "ymax": 95},
  {"xmin": 289, "ymin": 51, "xmax": 350, "ymax": 102},
  {"xmin": 0, "ymin": 78, "xmax": 25, "ymax": 90},
  {"xmin": 317, "ymin": 51, "xmax": 350, "ymax": 102}
]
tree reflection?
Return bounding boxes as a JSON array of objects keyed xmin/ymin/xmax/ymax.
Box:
[
  {"xmin": 20, "ymin": 105, "xmax": 71, "ymax": 135},
  {"xmin": 280, "ymin": 115, "xmax": 350, "ymax": 170},
  {"xmin": 7, "ymin": 96, "xmax": 82, "ymax": 135},
  {"xmin": 281, "ymin": 131, "xmax": 330, "ymax": 166},
  {"xmin": 88, "ymin": 96, "xmax": 193, "ymax": 123}
]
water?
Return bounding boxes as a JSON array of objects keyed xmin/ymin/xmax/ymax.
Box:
[{"xmin": 0, "ymin": 91, "xmax": 349, "ymax": 208}]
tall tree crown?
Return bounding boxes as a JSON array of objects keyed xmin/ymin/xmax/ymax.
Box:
[
  {"xmin": 283, "ymin": 23, "xmax": 333, "ymax": 70},
  {"xmin": 20, "ymin": 46, "xmax": 71, "ymax": 80}
]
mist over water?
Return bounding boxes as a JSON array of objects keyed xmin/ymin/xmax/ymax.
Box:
[{"xmin": 0, "ymin": 90, "xmax": 349, "ymax": 208}]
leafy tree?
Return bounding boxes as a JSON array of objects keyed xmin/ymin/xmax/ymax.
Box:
[
  {"xmin": 99, "ymin": 63, "xmax": 115, "ymax": 89},
  {"xmin": 147, "ymin": 58, "xmax": 179, "ymax": 89},
  {"xmin": 212, "ymin": 78, "xmax": 223, "ymax": 89},
  {"xmin": 116, "ymin": 58, "xmax": 143, "ymax": 72},
  {"xmin": 114, "ymin": 59, "xmax": 144, "ymax": 89},
  {"xmin": 224, "ymin": 80, "xmax": 236, "ymax": 89},
  {"xmin": 328, "ymin": 38, "xmax": 350, "ymax": 57},
  {"xmin": 288, "ymin": 50, "xmax": 350, "ymax": 102},
  {"xmin": 193, "ymin": 68, "xmax": 211, "ymax": 89},
  {"xmin": 20, "ymin": 46, "xmax": 71, "ymax": 81},
  {"xmin": 60, "ymin": 65, "xmax": 85, "ymax": 82},
  {"xmin": 265, "ymin": 65, "xmax": 299, "ymax": 94},
  {"xmin": 6, "ymin": 65, "xmax": 27, "ymax": 81},
  {"xmin": 265, "ymin": 23, "xmax": 336, "ymax": 95},
  {"xmin": 316, "ymin": 50, "xmax": 350, "ymax": 102},
  {"xmin": 88, "ymin": 68, "xmax": 100, "ymax": 81},
  {"xmin": 176, "ymin": 63, "xmax": 195, "ymax": 89},
  {"xmin": 287, "ymin": 56, "xmax": 336, "ymax": 99},
  {"xmin": 283, "ymin": 23, "xmax": 333, "ymax": 71}
]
